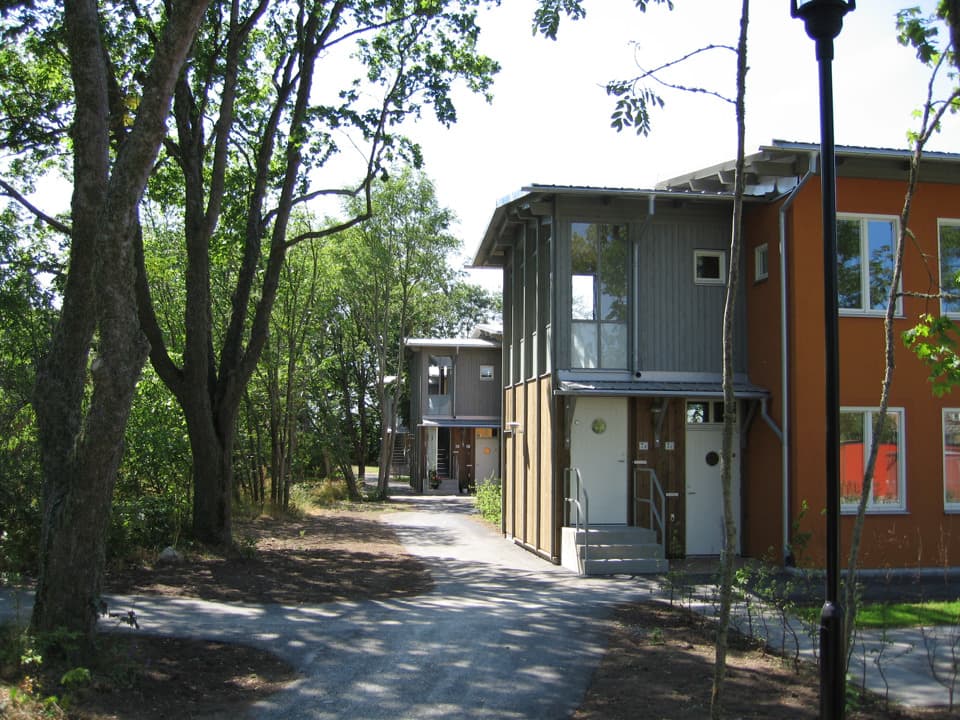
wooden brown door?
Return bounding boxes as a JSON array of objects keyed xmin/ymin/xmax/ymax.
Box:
[{"xmin": 631, "ymin": 397, "xmax": 686, "ymax": 558}]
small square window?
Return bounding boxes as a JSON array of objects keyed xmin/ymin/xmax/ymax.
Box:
[
  {"xmin": 694, "ymin": 250, "xmax": 726, "ymax": 285},
  {"xmin": 755, "ymin": 243, "xmax": 769, "ymax": 282},
  {"xmin": 479, "ymin": 364, "xmax": 495, "ymax": 381}
]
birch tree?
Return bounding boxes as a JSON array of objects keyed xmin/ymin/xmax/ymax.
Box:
[{"xmin": 532, "ymin": 2, "xmax": 751, "ymax": 715}]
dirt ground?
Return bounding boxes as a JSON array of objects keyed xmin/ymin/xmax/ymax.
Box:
[{"xmin": 2, "ymin": 506, "xmax": 956, "ymax": 719}]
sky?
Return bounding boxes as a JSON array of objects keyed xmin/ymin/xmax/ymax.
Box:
[
  {"xmin": 405, "ymin": 0, "xmax": 960, "ymax": 290},
  {"xmin": 25, "ymin": 1, "xmax": 958, "ymax": 294}
]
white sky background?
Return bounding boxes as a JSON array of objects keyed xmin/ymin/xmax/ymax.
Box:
[
  {"xmin": 26, "ymin": 1, "xmax": 958, "ymax": 297},
  {"xmin": 409, "ymin": 0, "xmax": 960, "ymax": 291}
]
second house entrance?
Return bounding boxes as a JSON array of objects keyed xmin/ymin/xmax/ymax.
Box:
[{"xmin": 684, "ymin": 400, "xmax": 741, "ymax": 555}]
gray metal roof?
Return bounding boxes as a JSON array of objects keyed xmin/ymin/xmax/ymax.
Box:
[
  {"xmin": 405, "ymin": 338, "xmax": 500, "ymax": 350},
  {"xmin": 418, "ymin": 417, "xmax": 501, "ymax": 428},
  {"xmin": 657, "ymin": 139, "xmax": 960, "ymax": 194},
  {"xmin": 556, "ymin": 379, "xmax": 769, "ymax": 399},
  {"xmin": 470, "ymin": 140, "xmax": 960, "ymax": 269}
]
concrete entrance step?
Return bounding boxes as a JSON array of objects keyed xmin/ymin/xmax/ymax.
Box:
[{"xmin": 561, "ymin": 525, "xmax": 668, "ymax": 576}]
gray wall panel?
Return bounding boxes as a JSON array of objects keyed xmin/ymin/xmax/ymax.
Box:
[{"xmin": 637, "ymin": 217, "xmax": 747, "ymax": 374}]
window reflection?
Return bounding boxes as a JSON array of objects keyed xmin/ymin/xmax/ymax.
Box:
[{"xmin": 570, "ymin": 222, "xmax": 628, "ymax": 368}]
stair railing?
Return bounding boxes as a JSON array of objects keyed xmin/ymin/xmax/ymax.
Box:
[
  {"xmin": 633, "ymin": 467, "xmax": 665, "ymax": 549},
  {"xmin": 563, "ymin": 467, "xmax": 589, "ymax": 574}
]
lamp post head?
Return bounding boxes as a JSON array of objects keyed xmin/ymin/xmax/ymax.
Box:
[{"xmin": 791, "ymin": 0, "xmax": 855, "ymax": 42}]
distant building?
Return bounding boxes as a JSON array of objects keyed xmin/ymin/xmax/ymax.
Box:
[{"xmin": 405, "ymin": 325, "xmax": 502, "ymax": 493}]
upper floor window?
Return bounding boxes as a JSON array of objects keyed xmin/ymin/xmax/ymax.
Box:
[
  {"xmin": 479, "ymin": 364, "xmax": 494, "ymax": 381},
  {"xmin": 427, "ymin": 355, "xmax": 452, "ymax": 415},
  {"xmin": 939, "ymin": 220, "xmax": 960, "ymax": 316},
  {"xmin": 570, "ymin": 222, "xmax": 628, "ymax": 369},
  {"xmin": 840, "ymin": 408, "xmax": 905, "ymax": 513},
  {"xmin": 837, "ymin": 215, "xmax": 900, "ymax": 314}
]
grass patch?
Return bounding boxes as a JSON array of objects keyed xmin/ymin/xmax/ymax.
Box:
[
  {"xmin": 856, "ymin": 599, "xmax": 960, "ymax": 628},
  {"xmin": 797, "ymin": 599, "xmax": 960, "ymax": 628}
]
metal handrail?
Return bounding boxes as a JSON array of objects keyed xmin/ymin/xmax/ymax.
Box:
[
  {"xmin": 633, "ymin": 467, "xmax": 665, "ymax": 548},
  {"xmin": 563, "ymin": 467, "xmax": 589, "ymax": 574}
]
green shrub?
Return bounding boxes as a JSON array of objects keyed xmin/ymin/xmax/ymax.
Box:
[
  {"xmin": 292, "ymin": 479, "xmax": 350, "ymax": 510},
  {"xmin": 107, "ymin": 495, "xmax": 180, "ymax": 560},
  {"xmin": 474, "ymin": 476, "xmax": 501, "ymax": 526},
  {"xmin": 0, "ymin": 623, "xmax": 41, "ymax": 677}
]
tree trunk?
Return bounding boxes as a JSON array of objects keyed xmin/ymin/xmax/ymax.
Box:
[
  {"xmin": 31, "ymin": 0, "xmax": 209, "ymax": 642},
  {"xmin": 183, "ymin": 397, "xmax": 235, "ymax": 546},
  {"xmin": 711, "ymin": 2, "xmax": 749, "ymax": 717},
  {"xmin": 376, "ymin": 403, "xmax": 396, "ymax": 499}
]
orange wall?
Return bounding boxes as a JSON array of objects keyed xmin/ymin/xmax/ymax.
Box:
[
  {"xmin": 783, "ymin": 176, "xmax": 960, "ymax": 568},
  {"xmin": 743, "ymin": 202, "xmax": 788, "ymax": 561}
]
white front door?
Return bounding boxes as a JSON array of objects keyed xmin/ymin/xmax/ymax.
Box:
[
  {"xmin": 475, "ymin": 434, "xmax": 499, "ymax": 483},
  {"xmin": 685, "ymin": 425, "xmax": 740, "ymax": 555},
  {"xmin": 570, "ymin": 396, "xmax": 628, "ymax": 524}
]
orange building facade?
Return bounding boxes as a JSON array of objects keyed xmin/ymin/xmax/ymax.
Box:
[{"xmin": 743, "ymin": 151, "xmax": 960, "ymax": 568}]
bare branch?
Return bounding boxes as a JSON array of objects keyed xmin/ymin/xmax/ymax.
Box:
[
  {"xmin": 284, "ymin": 210, "xmax": 372, "ymax": 249},
  {"xmin": 632, "ymin": 43, "xmax": 738, "ymax": 104},
  {"xmin": 0, "ymin": 178, "xmax": 71, "ymax": 235}
]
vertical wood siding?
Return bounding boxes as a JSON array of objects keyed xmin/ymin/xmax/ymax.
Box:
[
  {"xmin": 452, "ymin": 348, "xmax": 501, "ymax": 417},
  {"xmin": 638, "ymin": 217, "xmax": 748, "ymax": 374}
]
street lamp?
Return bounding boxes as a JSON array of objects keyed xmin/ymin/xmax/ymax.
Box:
[{"xmin": 790, "ymin": 1, "xmax": 855, "ymax": 719}]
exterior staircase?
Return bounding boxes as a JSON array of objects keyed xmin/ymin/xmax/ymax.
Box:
[
  {"xmin": 389, "ymin": 431, "xmax": 410, "ymax": 477},
  {"xmin": 436, "ymin": 448, "xmax": 449, "ymax": 478},
  {"xmin": 561, "ymin": 525, "xmax": 668, "ymax": 576}
]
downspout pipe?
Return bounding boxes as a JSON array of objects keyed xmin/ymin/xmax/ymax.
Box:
[
  {"xmin": 779, "ymin": 154, "xmax": 817, "ymax": 564},
  {"xmin": 633, "ymin": 194, "xmax": 656, "ymax": 373}
]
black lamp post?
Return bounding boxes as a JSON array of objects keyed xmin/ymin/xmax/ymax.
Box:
[{"xmin": 790, "ymin": 1, "xmax": 855, "ymax": 719}]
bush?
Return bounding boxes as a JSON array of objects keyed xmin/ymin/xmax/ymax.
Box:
[
  {"xmin": 290, "ymin": 479, "xmax": 349, "ymax": 511},
  {"xmin": 474, "ymin": 476, "xmax": 501, "ymax": 526},
  {"xmin": 107, "ymin": 495, "xmax": 180, "ymax": 560}
]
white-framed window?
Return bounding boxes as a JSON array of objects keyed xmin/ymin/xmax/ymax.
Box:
[
  {"xmin": 479, "ymin": 364, "xmax": 494, "ymax": 382},
  {"xmin": 840, "ymin": 407, "xmax": 905, "ymax": 513},
  {"xmin": 755, "ymin": 243, "xmax": 769, "ymax": 282},
  {"xmin": 938, "ymin": 220, "xmax": 960, "ymax": 316},
  {"xmin": 570, "ymin": 221, "xmax": 629, "ymax": 369},
  {"xmin": 694, "ymin": 249, "xmax": 726, "ymax": 285},
  {"xmin": 942, "ymin": 409, "xmax": 960, "ymax": 512},
  {"xmin": 837, "ymin": 214, "xmax": 901, "ymax": 314}
]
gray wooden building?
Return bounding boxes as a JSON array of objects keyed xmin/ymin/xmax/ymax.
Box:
[
  {"xmin": 472, "ymin": 183, "xmax": 767, "ymax": 573},
  {"xmin": 405, "ymin": 326, "xmax": 502, "ymax": 493}
]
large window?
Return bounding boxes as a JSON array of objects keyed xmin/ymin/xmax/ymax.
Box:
[
  {"xmin": 943, "ymin": 410, "xmax": 960, "ymax": 512},
  {"xmin": 939, "ymin": 220, "xmax": 960, "ymax": 316},
  {"xmin": 427, "ymin": 355, "xmax": 452, "ymax": 415},
  {"xmin": 840, "ymin": 408, "xmax": 905, "ymax": 512},
  {"xmin": 570, "ymin": 222, "xmax": 628, "ymax": 369},
  {"xmin": 837, "ymin": 215, "xmax": 900, "ymax": 314}
]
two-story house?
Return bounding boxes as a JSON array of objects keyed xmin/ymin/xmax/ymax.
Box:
[
  {"xmin": 472, "ymin": 141, "xmax": 960, "ymax": 574},
  {"xmin": 405, "ymin": 325, "xmax": 502, "ymax": 494}
]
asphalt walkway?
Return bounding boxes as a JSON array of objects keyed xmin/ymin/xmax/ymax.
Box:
[
  {"xmin": 1, "ymin": 494, "xmax": 957, "ymax": 716},
  {"xmin": 1, "ymin": 496, "xmax": 653, "ymax": 719}
]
